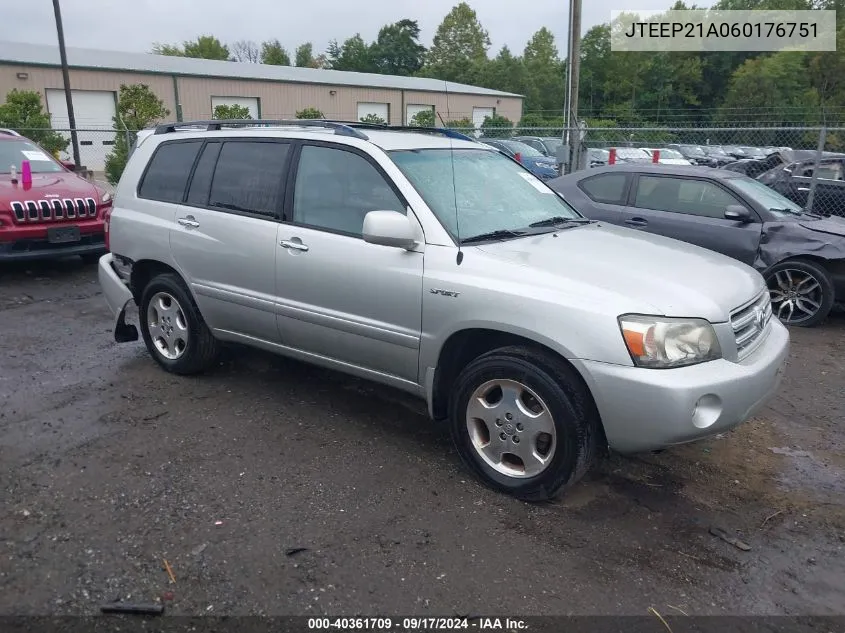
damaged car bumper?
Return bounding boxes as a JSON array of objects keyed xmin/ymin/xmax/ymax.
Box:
[{"xmin": 97, "ymin": 253, "xmax": 139, "ymax": 342}]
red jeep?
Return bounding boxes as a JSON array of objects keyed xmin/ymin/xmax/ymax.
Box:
[{"xmin": 0, "ymin": 129, "xmax": 112, "ymax": 263}]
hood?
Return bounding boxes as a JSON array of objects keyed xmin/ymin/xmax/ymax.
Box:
[
  {"xmin": 658, "ymin": 159, "xmax": 692, "ymax": 165},
  {"xmin": 475, "ymin": 223, "xmax": 764, "ymax": 323},
  {"xmin": 0, "ymin": 172, "xmax": 99, "ymax": 207},
  {"xmin": 799, "ymin": 214, "xmax": 845, "ymax": 238}
]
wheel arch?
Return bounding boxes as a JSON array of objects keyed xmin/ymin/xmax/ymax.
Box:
[
  {"xmin": 429, "ymin": 327, "xmax": 608, "ymax": 449},
  {"xmin": 129, "ymin": 259, "xmax": 186, "ymax": 305}
]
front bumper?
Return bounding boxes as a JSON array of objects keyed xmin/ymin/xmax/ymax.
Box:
[
  {"xmin": 0, "ymin": 237, "xmax": 106, "ymax": 262},
  {"xmin": 572, "ymin": 318, "xmax": 790, "ymax": 453},
  {"xmin": 98, "ymin": 253, "xmax": 139, "ymax": 342}
]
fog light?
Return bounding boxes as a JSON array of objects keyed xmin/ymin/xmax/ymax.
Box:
[{"xmin": 692, "ymin": 394, "xmax": 722, "ymax": 429}]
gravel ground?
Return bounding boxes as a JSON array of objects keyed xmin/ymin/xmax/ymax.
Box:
[{"xmin": 1, "ymin": 258, "xmax": 843, "ymax": 617}]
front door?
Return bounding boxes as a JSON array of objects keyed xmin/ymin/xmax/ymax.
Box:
[
  {"xmin": 169, "ymin": 139, "xmax": 292, "ymax": 343},
  {"xmin": 626, "ymin": 174, "xmax": 763, "ymax": 265},
  {"xmin": 275, "ymin": 142, "xmax": 424, "ymax": 383}
]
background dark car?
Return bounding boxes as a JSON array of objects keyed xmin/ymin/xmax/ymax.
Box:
[
  {"xmin": 758, "ymin": 154, "xmax": 845, "ymax": 218},
  {"xmin": 479, "ymin": 138, "xmax": 559, "ymax": 180},
  {"xmin": 667, "ymin": 144, "xmax": 718, "ymax": 167},
  {"xmin": 703, "ymin": 146, "xmax": 736, "ymax": 167},
  {"xmin": 512, "ymin": 136, "xmax": 564, "ymax": 160},
  {"xmin": 548, "ymin": 164, "xmax": 845, "ymax": 327}
]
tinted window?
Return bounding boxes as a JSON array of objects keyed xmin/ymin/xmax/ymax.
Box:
[
  {"xmin": 634, "ymin": 175, "xmax": 742, "ymax": 219},
  {"xmin": 186, "ymin": 142, "xmax": 221, "ymax": 206},
  {"xmin": 293, "ymin": 145, "xmax": 404, "ymax": 236},
  {"xmin": 139, "ymin": 141, "xmax": 202, "ymax": 202},
  {"xmin": 579, "ymin": 173, "xmax": 628, "ymax": 204},
  {"xmin": 208, "ymin": 141, "xmax": 290, "ymax": 217}
]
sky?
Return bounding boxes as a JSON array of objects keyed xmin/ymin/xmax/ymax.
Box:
[{"xmin": 0, "ymin": 0, "xmax": 714, "ymax": 59}]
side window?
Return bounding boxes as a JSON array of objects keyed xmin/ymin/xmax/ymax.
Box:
[
  {"xmin": 138, "ymin": 141, "xmax": 202, "ymax": 203},
  {"xmin": 634, "ymin": 175, "xmax": 743, "ymax": 219},
  {"xmin": 208, "ymin": 141, "xmax": 290, "ymax": 217},
  {"xmin": 579, "ymin": 173, "xmax": 629, "ymax": 204},
  {"xmin": 186, "ymin": 142, "xmax": 221, "ymax": 206},
  {"xmin": 798, "ymin": 161, "xmax": 843, "ymax": 181},
  {"xmin": 292, "ymin": 145, "xmax": 404, "ymax": 236}
]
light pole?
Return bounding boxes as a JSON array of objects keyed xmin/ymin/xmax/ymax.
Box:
[
  {"xmin": 562, "ymin": 0, "xmax": 583, "ymax": 173},
  {"xmin": 52, "ymin": 0, "xmax": 81, "ymax": 169}
]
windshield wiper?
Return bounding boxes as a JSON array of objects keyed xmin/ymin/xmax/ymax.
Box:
[
  {"xmin": 529, "ymin": 216, "xmax": 594, "ymax": 228},
  {"xmin": 460, "ymin": 229, "xmax": 529, "ymax": 244}
]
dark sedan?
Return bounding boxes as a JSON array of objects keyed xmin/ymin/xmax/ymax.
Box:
[{"xmin": 549, "ymin": 164, "xmax": 845, "ymax": 327}]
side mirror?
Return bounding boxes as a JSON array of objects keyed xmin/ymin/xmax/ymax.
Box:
[
  {"xmin": 362, "ymin": 210, "xmax": 417, "ymax": 249},
  {"xmin": 60, "ymin": 159, "xmax": 76, "ymax": 170},
  {"xmin": 725, "ymin": 205, "xmax": 752, "ymax": 222}
]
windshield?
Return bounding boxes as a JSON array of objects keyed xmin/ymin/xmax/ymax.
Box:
[
  {"xmin": 488, "ymin": 140, "xmax": 544, "ymax": 158},
  {"xmin": 706, "ymin": 146, "xmax": 728, "ymax": 156},
  {"xmin": 390, "ymin": 148, "xmax": 580, "ymax": 241},
  {"xmin": 541, "ymin": 138, "xmax": 563, "ymax": 152},
  {"xmin": 657, "ymin": 149, "xmax": 684, "ymax": 159},
  {"xmin": 680, "ymin": 145, "xmax": 706, "ymax": 157},
  {"xmin": 0, "ymin": 139, "xmax": 64, "ymax": 173},
  {"xmin": 730, "ymin": 176, "xmax": 803, "ymax": 217}
]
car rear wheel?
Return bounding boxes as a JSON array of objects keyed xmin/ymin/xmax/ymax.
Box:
[
  {"xmin": 765, "ymin": 259, "xmax": 834, "ymax": 328},
  {"xmin": 449, "ymin": 345, "xmax": 599, "ymax": 501},
  {"xmin": 139, "ymin": 272, "xmax": 220, "ymax": 374}
]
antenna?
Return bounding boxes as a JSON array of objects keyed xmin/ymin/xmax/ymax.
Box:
[{"xmin": 443, "ymin": 79, "xmax": 463, "ymax": 266}]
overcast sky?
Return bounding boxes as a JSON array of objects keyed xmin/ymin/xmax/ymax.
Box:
[{"xmin": 1, "ymin": 1, "xmax": 720, "ymax": 59}]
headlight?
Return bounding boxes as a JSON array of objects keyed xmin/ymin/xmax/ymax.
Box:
[
  {"xmin": 619, "ymin": 315, "xmax": 722, "ymax": 368},
  {"xmin": 99, "ymin": 190, "xmax": 112, "ymax": 204}
]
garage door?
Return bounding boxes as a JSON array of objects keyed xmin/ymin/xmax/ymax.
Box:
[
  {"xmin": 46, "ymin": 89, "xmax": 116, "ymax": 171},
  {"xmin": 406, "ymin": 104, "xmax": 434, "ymax": 125},
  {"xmin": 211, "ymin": 96, "xmax": 260, "ymax": 119},
  {"xmin": 472, "ymin": 107, "xmax": 495, "ymax": 132},
  {"xmin": 357, "ymin": 102, "xmax": 389, "ymax": 124}
]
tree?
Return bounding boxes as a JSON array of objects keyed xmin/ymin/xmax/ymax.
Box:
[
  {"xmin": 443, "ymin": 117, "xmax": 474, "ymax": 129},
  {"xmin": 360, "ymin": 113, "xmax": 387, "ymax": 124},
  {"xmin": 409, "ymin": 109, "xmax": 435, "ymax": 127},
  {"xmin": 105, "ymin": 84, "xmax": 169, "ymax": 185},
  {"xmin": 213, "ymin": 104, "xmax": 252, "ymax": 119},
  {"xmin": 480, "ymin": 114, "xmax": 513, "ymax": 138},
  {"xmin": 522, "ymin": 27, "xmax": 565, "ymax": 114},
  {"xmin": 295, "ymin": 43, "xmax": 315, "ymax": 67},
  {"xmin": 422, "ymin": 2, "xmax": 491, "ymax": 83},
  {"xmin": 232, "ymin": 40, "xmax": 260, "ymax": 63},
  {"xmin": 0, "ymin": 89, "xmax": 68, "ymax": 155},
  {"xmin": 260, "ymin": 40, "xmax": 291, "ymax": 65},
  {"xmin": 327, "ymin": 34, "xmax": 375, "ymax": 72},
  {"xmin": 296, "ymin": 107, "xmax": 324, "ymax": 119},
  {"xmin": 152, "ymin": 35, "xmax": 229, "ymax": 60},
  {"xmin": 477, "ymin": 46, "xmax": 529, "ymax": 98},
  {"xmin": 371, "ymin": 19, "xmax": 426, "ymax": 76}
]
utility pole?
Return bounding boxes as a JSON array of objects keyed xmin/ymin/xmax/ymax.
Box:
[
  {"xmin": 52, "ymin": 0, "xmax": 81, "ymax": 169},
  {"xmin": 565, "ymin": 0, "xmax": 583, "ymax": 173}
]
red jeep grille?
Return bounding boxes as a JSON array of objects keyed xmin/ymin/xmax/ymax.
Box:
[{"xmin": 10, "ymin": 198, "xmax": 97, "ymax": 222}]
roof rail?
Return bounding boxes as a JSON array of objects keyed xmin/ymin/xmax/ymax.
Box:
[
  {"xmin": 153, "ymin": 119, "xmax": 369, "ymax": 140},
  {"xmin": 0, "ymin": 128, "xmax": 22, "ymax": 137},
  {"xmin": 328, "ymin": 121, "xmax": 477, "ymax": 143}
]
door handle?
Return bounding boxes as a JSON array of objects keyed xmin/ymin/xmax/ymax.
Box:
[
  {"xmin": 279, "ymin": 239, "xmax": 309, "ymax": 252},
  {"xmin": 177, "ymin": 216, "xmax": 200, "ymax": 228},
  {"xmin": 797, "ymin": 187, "xmax": 810, "ymax": 192},
  {"xmin": 625, "ymin": 217, "xmax": 648, "ymax": 227}
]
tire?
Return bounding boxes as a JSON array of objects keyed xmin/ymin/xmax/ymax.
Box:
[
  {"xmin": 448, "ymin": 345, "xmax": 599, "ymax": 501},
  {"xmin": 765, "ymin": 259, "xmax": 834, "ymax": 328},
  {"xmin": 138, "ymin": 272, "xmax": 220, "ymax": 375}
]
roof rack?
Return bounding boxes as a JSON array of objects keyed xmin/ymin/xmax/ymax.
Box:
[
  {"xmin": 153, "ymin": 119, "xmax": 370, "ymax": 140},
  {"xmin": 324, "ymin": 121, "xmax": 477, "ymax": 143}
]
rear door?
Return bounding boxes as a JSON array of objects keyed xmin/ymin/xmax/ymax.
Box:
[
  {"xmin": 168, "ymin": 138, "xmax": 292, "ymax": 343},
  {"xmin": 625, "ymin": 174, "xmax": 763, "ymax": 265},
  {"xmin": 570, "ymin": 172, "xmax": 633, "ymax": 224}
]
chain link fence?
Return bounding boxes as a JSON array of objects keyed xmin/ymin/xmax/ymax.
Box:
[{"xmin": 9, "ymin": 123, "xmax": 845, "ymax": 217}]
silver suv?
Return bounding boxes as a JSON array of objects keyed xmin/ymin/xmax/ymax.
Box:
[{"xmin": 98, "ymin": 120, "xmax": 790, "ymax": 500}]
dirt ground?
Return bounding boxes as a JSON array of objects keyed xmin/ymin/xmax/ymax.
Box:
[{"xmin": 1, "ymin": 258, "xmax": 843, "ymax": 617}]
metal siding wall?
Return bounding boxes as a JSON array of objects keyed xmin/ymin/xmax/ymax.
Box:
[
  {"xmin": 0, "ymin": 65, "xmax": 177, "ymax": 120},
  {"xmin": 0, "ymin": 64, "xmax": 523, "ymax": 127}
]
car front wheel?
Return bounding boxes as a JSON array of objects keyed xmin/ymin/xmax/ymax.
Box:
[
  {"xmin": 449, "ymin": 345, "xmax": 600, "ymax": 501},
  {"xmin": 765, "ymin": 259, "xmax": 834, "ymax": 328}
]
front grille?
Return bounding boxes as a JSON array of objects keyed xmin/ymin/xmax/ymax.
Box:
[
  {"xmin": 10, "ymin": 197, "xmax": 98, "ymax": 223},
  {"xmin": 730, "ymin": 291, "xmax": 773, "ymax": 358}
]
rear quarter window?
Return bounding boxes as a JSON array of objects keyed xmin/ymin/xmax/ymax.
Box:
[
  {"xmin": 138, "ymin": 141, "xmax": 203, "ymax": 203},
  {"xmin": 578, "ymin": 173, "xmax": 629, "ymax": 204}
]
